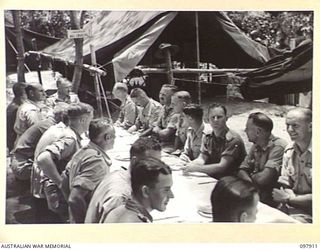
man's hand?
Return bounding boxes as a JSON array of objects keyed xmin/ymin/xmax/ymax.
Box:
[
  {"xmin": 152, "ymin": 126, "xmax": 161, "ymax": 134},
  {"xmin": 272, "ymin": 187, "xmax": 296, "ymax": 203},
  {"xmin": 182, "ymin": 161, "xmax": 201, "ymax": 174},
  {"xmin": 180, "ymin": 154, "xmax": 191, "ymax": 163}
]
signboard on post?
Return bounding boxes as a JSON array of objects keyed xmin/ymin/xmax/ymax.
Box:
[{"xmin": 67, "ymin": 29, "xmax": 88, "ymax": 39}]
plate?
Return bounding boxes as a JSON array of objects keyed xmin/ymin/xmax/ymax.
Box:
[{"xmin": 113, "ymin": 155, "xmax": 131, "ymax": 162}]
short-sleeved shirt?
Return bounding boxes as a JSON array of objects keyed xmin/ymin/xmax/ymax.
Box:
[
  {"xmin": 240, "ymin": 135, "xmax": 287, "ymax": 205},
  {"xmin": 240, "ymin": 135, "xmax": 288, "ymax": 174},
  {"xmin": 85, "ymin": 168, "xmax": 132, "ymax": 223},
  {"xmin": 14, "ymin": 99, "xmax": 44, "ymax": 138},
  {"xmin": 181, "ymin": 123, "xmax": 211, "ymax": 161},
  {"xmin": 136, "ymin": 99, "xmax": 163, "ymax": 130},
  {"xmin": 46, "ymin": 92, "xmax": 80, "ymax": 108},
  {"xmin": 67, "ymin": 141, "xmax": 112, "ymax": 192},
  {"xmin": 103, "ymin": 198, "xmax": 153, "ymax": 223},
  {"xmin": 117, "ymin": 96, "xmax": 138, "ymax": 129},
  {"xmin": 157, "ymin": 106, "xmax": 175, "ymax": 129},
  {"xmin": 31, "ymin": 122, "xmax": 69, "ymax": 198},
  {"xmin": 280, "ymin": 142, "xmax": 312, "ymax": 195},
  {"xmin": 200, "ymin": 127, "xmax": 247, "ymax": 177}
]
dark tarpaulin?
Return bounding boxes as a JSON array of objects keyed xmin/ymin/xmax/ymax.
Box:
[{"xmin": 239, "ymin": 40, "xmax": 312, "ymax": 100}]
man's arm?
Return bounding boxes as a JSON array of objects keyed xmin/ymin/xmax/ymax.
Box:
[
  {"xmin": 37, "ymin": 151, "xmax": 62, "ymax": 187},
  {"xmin": 252, "ymin": 167, "xmax": 278, "ymax": 187},
  {"xmin": 158, "ymin": 127, "xmax": 176, "ymax": 141},
  {"xmin": 185, "ymin": 155, "xmax": 234, "ymax": 177},
  {"xmin": 68, "ymin": 186, "xmax": 90, "ymax": 223}
]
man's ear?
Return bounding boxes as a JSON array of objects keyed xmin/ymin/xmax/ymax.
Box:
[
  {"xmin": 239, "ymin": 211, "xmax": 248, "ymax": 222},
  {"xmin": 141, "ymin": 185, "xmax": 149, "ymax": 198}
]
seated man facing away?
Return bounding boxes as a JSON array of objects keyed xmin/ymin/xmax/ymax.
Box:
[
  {"xmin": 63, "ymin": 118, "xmax": 115, "ymax": 223},
  {"xmin": 272, "ymin": 107, "xmax": 312, "ymax": 223},
  {"xmin": 112, "ymin": 82, "xmax": 138, "ymax": 129},
  {"xmin": 36, "ymin": 102, "xmax": 94, "ymax": 222},
  {"xmin": 179, "ymin": 104, "xmax": 211, "ymax": 162},
  {"xmin": 128, "ymin": 88, "xmax": 163, "ymax": 136},
  {"xmin": 238, "ymin": 112, "xmax": 287, "ymax": 207},
  {"xmin": 10, "ymin": 103, "xmax": 69, "ymax": 181},
  {"xmin": 85, "ymin": 137, "xmax": 161, "ymax": 223},
  {"xmin": 211, "ymin": 176, "xmax": 259, "ymax": 223},
  {"xmin": 183, "ymin": 103, "xmax": 246, "ymax": 179},
  {"xmin": 104, "ymin": 157, "xmax": 174, "ymax": 223},
  {"xmin": 152, "ymin": 84, "xmax": 178, "ymax": 143},
  {"xmin": 166, "ymin": 91, "xmax": 191, "ymax": 153}
]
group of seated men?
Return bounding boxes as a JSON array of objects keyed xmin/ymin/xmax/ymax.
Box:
[{"xmin": 6, "ymin": 78, "xmax": 312, "ymax": 224}]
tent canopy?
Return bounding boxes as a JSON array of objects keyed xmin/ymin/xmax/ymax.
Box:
[
  {"xmin": 240, "ymin": 39, "xmax": 312, "ymax": 100},
  {"xmin": 41, "ymin": 11, "xmax": 272, "ymax": 83}
]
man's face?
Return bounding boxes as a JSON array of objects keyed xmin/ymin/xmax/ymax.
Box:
[
  {"xmin": 148, "ymin": 173, "xmax": 174, "ymax": 212},
  {"xmin": 171, "ymin": 96, "xmax": 184, "ymax": 113},
  {"xmin": 82, "ymin": 111, "xmax": 94, "ymax": 132},
  {"xmin": 286, "ymin": 111, "xmax": 311, "ymax": 143},
  {"xmin": 131, "ymin": 97, "xmax": 143, "ymax": 107},
  {"xmin": 245, "ymin": 118, "xmax": 259, "ymax": 143},
  {"xmin": 32, "ymin": 85, "xmax": 46, "ymax": 101},
  {"xmin": 58, "ymin": 81, "xmax": 72, "ymax": 96},
  {"xmin": 104, "ymin": 127, "xmax": 116, "ymax": 151},
  {"xmin": 113, "ymin": 89, "xmax": 126, "ymax": 101},
  {"xmin": 159, "ymin": 87, "xmax": 174, "ymax": 106},
  {"xmin": 208, "ymin": 107, "xmax": 227, "ymax": 131},
  {"xmin": 182, "ymin": 113, "xmax": 192, "ymax": 127}
]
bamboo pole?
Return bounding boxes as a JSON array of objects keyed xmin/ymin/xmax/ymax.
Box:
[
  {"xmin": 26, "ymin": 51, "xmax": 107, "ymax": 76},
  {"xmin": 90, "ymin": 45, "xmax": 103, "ymax": 117},
  {"xmin": 139, "ymin": 67, "xmax": 256, "ymax": 74}
]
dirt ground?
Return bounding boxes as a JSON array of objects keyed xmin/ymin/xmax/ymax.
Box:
[{"xmin": 5, "ymin": 82, "xmax": 294, "ymax": 223}]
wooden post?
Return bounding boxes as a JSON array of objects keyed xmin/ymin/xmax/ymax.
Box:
[
  {"xmin": 31, "ymin": 38, "xmax": 42, "ymax": 84},
  {"xmin": 195, "ymin": 12, "xmax": 201, "ymax": 104},
  {"xmin": 90, "ymin": 45, "xmax": 103, "ymax": 117},
  {"xmin": 163, "ymin": 48, "xmax": 174, "ymax": 85},
  {"xmin": 12, "ymin": 10, "xmax": 25, "ymax": 83}
]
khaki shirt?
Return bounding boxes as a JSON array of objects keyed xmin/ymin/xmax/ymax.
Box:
[
  {"xmin": 280, "ymin": 142, "xmax": 312, "ymax": 195},
  {"xmin": 200, "ymin": 127, "xmax": 247, "ymax": 177},
  {"xmin": 240, "ymin": 135, "xmax": 288, "ymax": 174},
  {"xmin": 157, "ymin": 106, "xmax": 175, "ymax": 129},
  {"xmin": 136, "ymin": 99, "xmax": 163, "ymax": 129},
  {"xmin": 117, "ymin": 96, "xmax": 138, "ymax": 129},
  {"xmin": 181, "ymin": 123, "xmax": 211, "ymax": 160},
  {"xmin": 103, "ymin": 198, "xmax": 153, "ymax": 223}
]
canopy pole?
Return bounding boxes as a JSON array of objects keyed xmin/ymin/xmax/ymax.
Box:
[
  {"xmin": 164, "ymin": 48, "xmax": 174, "ymax": 84},
  {"xmin": 31, "ymin": 38, "xmax": 42, "ymax": 85},
  {"xmin": 195, "ymin": 12, "xmax": 201, "ymax": 105},
  {"xmin": 90, "ymin": 44, "xmax": 103, "ymax": 117}
]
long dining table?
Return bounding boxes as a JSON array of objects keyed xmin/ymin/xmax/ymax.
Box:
[{"xmin": 107, "ymin": 127, "xmax": 299, "ymax": 224}]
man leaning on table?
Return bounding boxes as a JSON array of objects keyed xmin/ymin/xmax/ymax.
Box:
[
  {"xmin": 238, "ymin": 112, "xmax": 287, "ymax": 207},
  {"xmin": 272, "ymin": 107, "xmax": 312, "ymax": 223},
  {"xmin": 104, "ymin": 157, "xmax": 174, "ymax": 223},
  {"xmin": 85, "ymin": 137, "xmax": 162, "ymax": 223},
  {"xmin": 183, "ymin": 103, "xmax": 246, "ymax": 179}
]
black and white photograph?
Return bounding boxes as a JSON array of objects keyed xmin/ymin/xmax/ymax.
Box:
[{"xmin": 4, "ymin": 9, "xmax": 313, "ymax": 228}]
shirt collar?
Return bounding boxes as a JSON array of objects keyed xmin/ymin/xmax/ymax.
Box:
[
  {"xmin": 125, "ymin": 197, "xmax": 153, "ymax": 223},
  {"xmin": 87, "ymin": 141, "xmax": 112, "ymax": 166}
]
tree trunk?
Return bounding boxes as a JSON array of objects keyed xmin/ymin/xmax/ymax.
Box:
[
  {"xmin": 12, "ymin": 10, "xmax": 26, "ymax": 83},
  {"xmin": 70, "ymin": 11, "xmax": 84, "ymax": 94}
]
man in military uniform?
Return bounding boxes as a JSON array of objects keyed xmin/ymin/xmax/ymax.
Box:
[
  {"xmin": 46, "ymin": 77, "xmax": 79, "ymax": 108},
  {"xmin": 36, "ymin": 102, "xmax": 93, "ymax": 222},
  {"xmin": 238, "ymin": 112, "xmax": 288, "ymax": 206},
  {"xmin": 63, "ymin": 118, "xmax": 115, "ymax": 223},
  {"xmin": 14, "ymin": 82, "xmax": 47, "ymax": 143},
  {"xmin": 152, "ymin": 84, "xmax": 178, "ymax": 142},
  {"xmin": 104, "ymin": 157, "xmax": 174, "ymax": 223},
  {"xmin": 272, "ymin": 108, "xmax": 312, "ymax": 223},
  {"xmin": 183, "ymin": 103, "xmax": 246, "ymax": 179},
  {"xmin": 85, "ymin": 137, "xmax": 161, "ymax": 223},
  {"xmin": 128, "ymin": 88, "xmax": 163, "ymax": 136},
  {"xmin": 180, "ymin": 104, "xmax": 211, "ymax": 162},
  {"xmin": 112, "ymin": 82, "xmax": 138, "ymax": 129}
]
